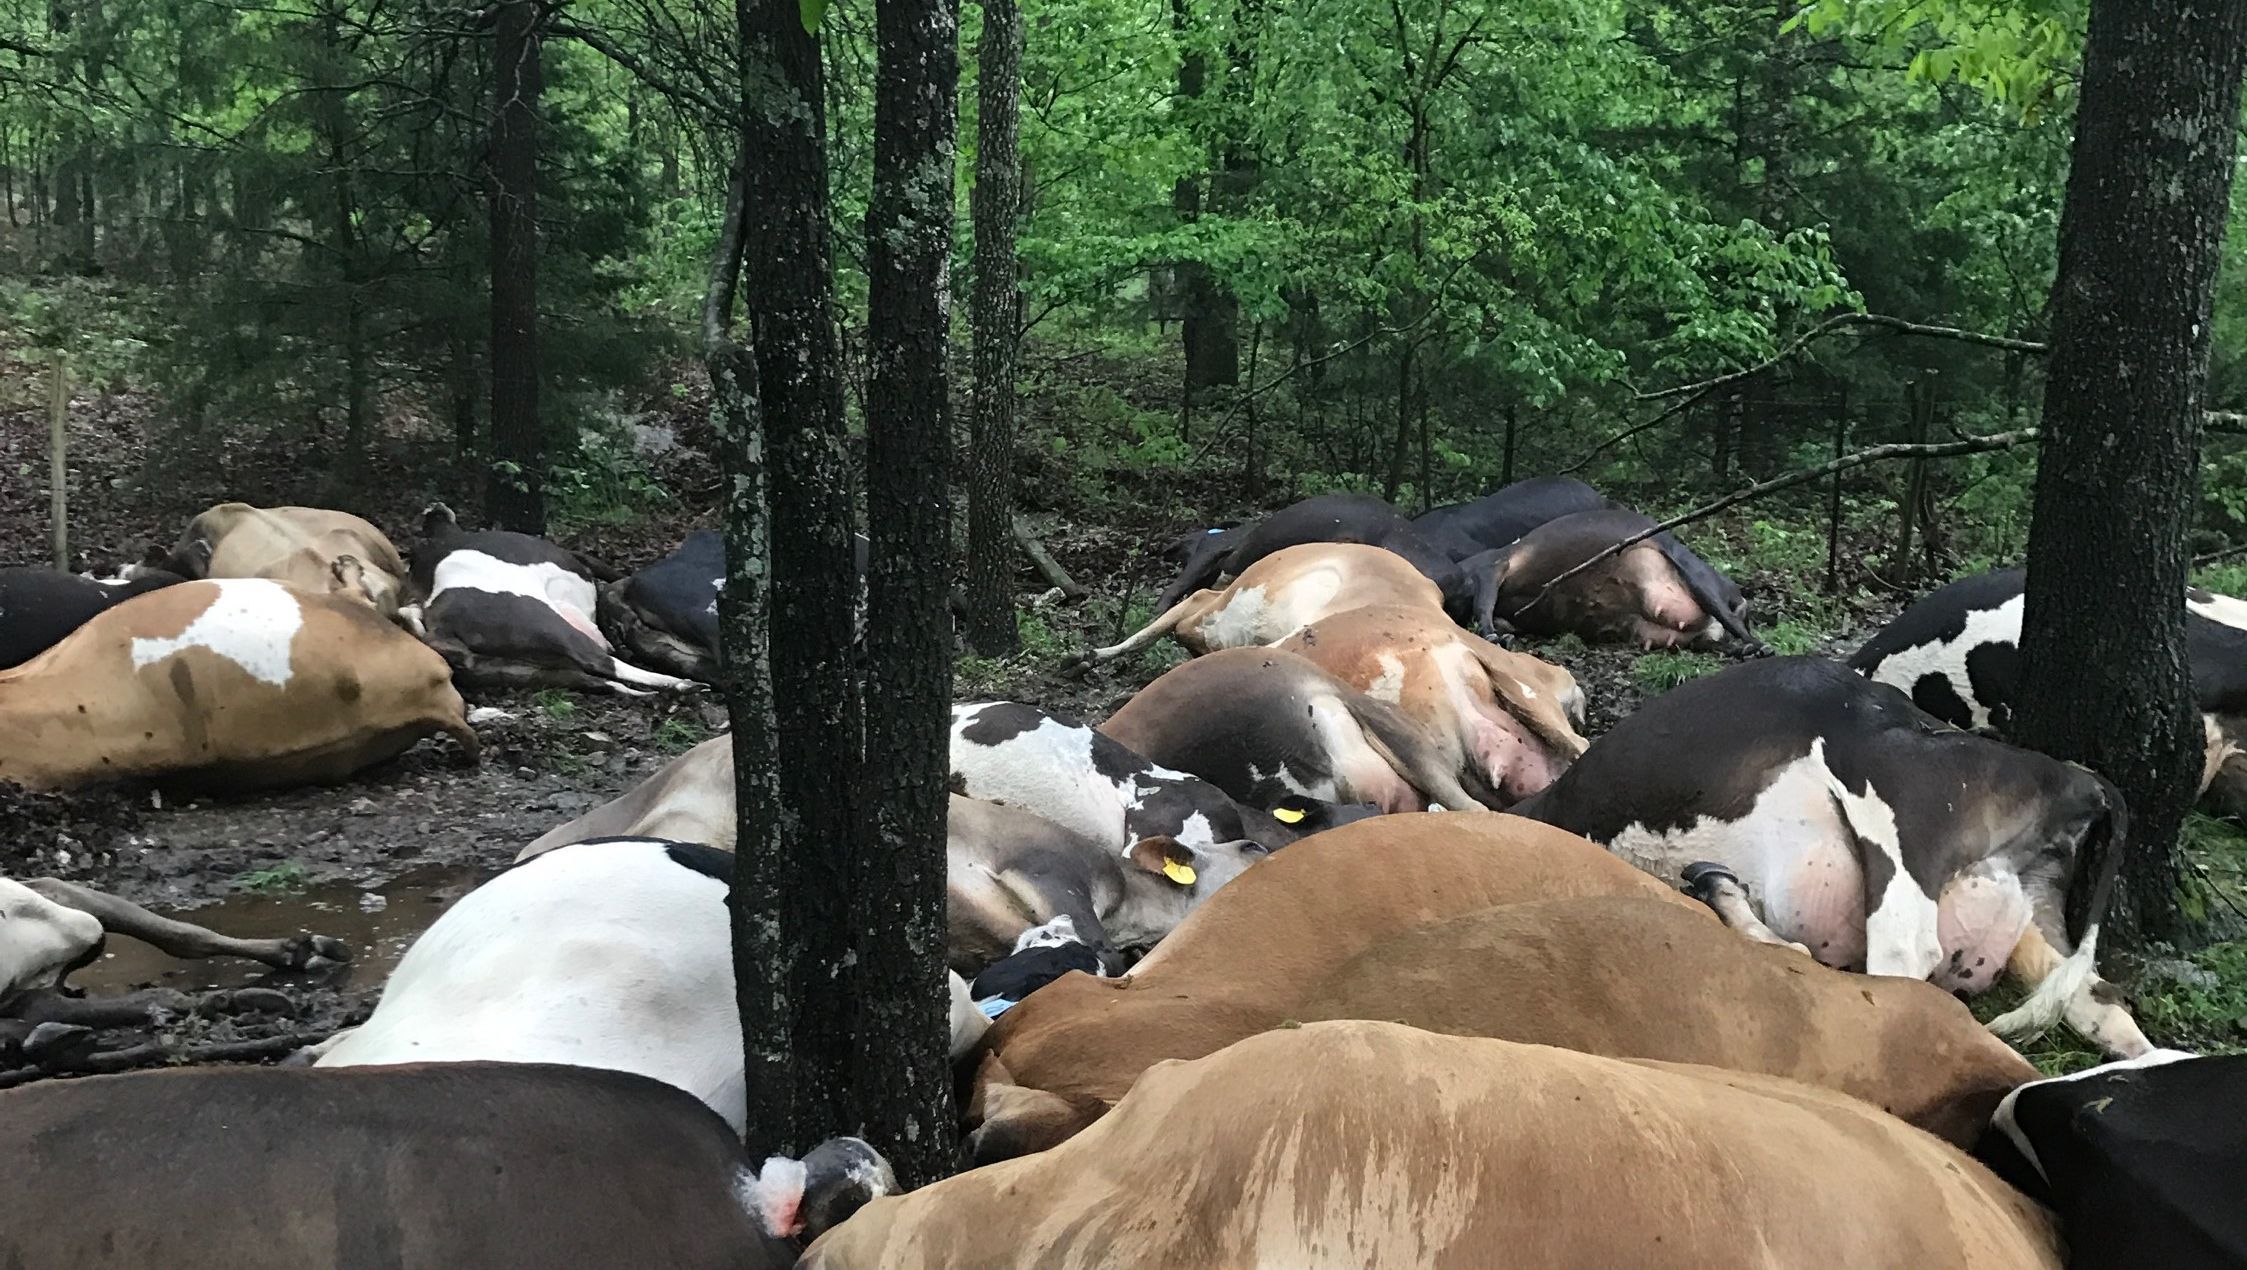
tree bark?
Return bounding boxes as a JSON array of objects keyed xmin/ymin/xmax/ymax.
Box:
[
  {"xmin": 858, "ymin": 0, "xmax": 962, "ymax": 1188},
  {"xmin": 963, "ymin": 0, "xmax": 1024, "ymax": 658},
  {"xmin": 487, "ymin": 0, "xmax": 546, "ymax": 533},
  {"xmin": 739, "ymin": 0, "xmax": 859, "ymax": 1160},
  {"xmin": 1170, "ymin": 0, "xmax": 1235, "ymax": 395},
  {"xmin": 2013, "ymin": 0, "xmax": 2247, "ymax": 949}
]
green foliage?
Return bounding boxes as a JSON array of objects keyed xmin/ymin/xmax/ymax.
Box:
[
  {"xmin": 1791, "ymin": 0, "xmax": 2083, "ymax": 119},
  {"xmin": 532, "ymin": 689, "xmax": 578, "ymax": 721},
  {"xmin": 235, "ymin": 861, "xmax": 308, "ymax": 894},
  {"xmin": 1633, "ymin": 650, "xmax": 1722, "ymax": 692},
  {"xmin": 652, "ymin": 714, "xmax": 711, "ymax": 755}
]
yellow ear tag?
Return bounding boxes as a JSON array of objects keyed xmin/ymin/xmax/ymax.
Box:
[
  {"xmin": 1271, "ymin": 806, "xmax": 1306, "ymax": 824},
  {"xmin": 1162, "ymin": 859, "xmax": 1198, "ymax": 885}
]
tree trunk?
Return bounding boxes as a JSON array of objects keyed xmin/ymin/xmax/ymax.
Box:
[
  {"xmin": 738, "ymin": 0, "xmax": 860, "ymax": 1162},
  {"xmin": 1169, "ymin": 0, "xmax": 1235, "ymax": 395},
  {"xmin": 1501, "ymin": 403, "xmax": 1519, "ymax": 486},
  {"xmin": 317, "ymin": 10, "xmax": 368, "ymax": 459},
  {"xmin": 487, "ymin": 0, "xmax": 546, "ymax": 533},
  {"xmin": 2013, "ymin": 0, "xmax": 2247, "ymax": 950},
  {"xmin": 858, "ymin": 0, "xmax": 961, "ymax": 1188},
  {"xmin": 963, "ymin": 0, "xmax": 1024, "ymax": 659}
]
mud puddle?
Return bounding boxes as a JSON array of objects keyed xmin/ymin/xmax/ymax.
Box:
[{"xmin": 71, "ymin": 864, "xmax": 496, "ymax": 997}]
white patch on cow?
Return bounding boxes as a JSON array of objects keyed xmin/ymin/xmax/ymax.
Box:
[
  {"xmin": 739, "ymin": 1157, "xmax": 808, "ymax": 1238},
  {"xmin": 1990, "ymin": 1047, "xmax": 2199, "ymax": 1184},
  {"xmin": 1199, "ymin": 584, "xmax": 1274, "ymax": 650},
  {"xmin": 1511, "ymin": 678, "xmax": 1538, "ymax": 700},
  {"xmin": 0, "ymin": 879, "xmax": 106, "ymax": 1003},
  {"xmin": 431, "ymin": 549, "xmax": 607, "ymax": 648},
  {"xmin": 1248, "ymin": 761, "xmax": 1320, "ymax": 799},
  {"xmin": 705, "ymin": 573, "xmax": 727, "ymax": 618},
  {"xmin": 1012, "ymin": 914, "xmax": 1081, "ymax": 952},
  {"xmin": 2188, "ymin": 588, "xmax": 2247, "ymax": 631},
  {"xmin": 1865, "ymin": 593, "xmax": 2024, "ymax": 731},
  {"xmin": 1171, "ymin": 810, "xmax": 1217, "ymax": 850},
  {"xmin": 951, "ymin": 705, "xmax": 1135, "ymax": 849},
  {"xmin": 128, "ymin": 578, "xmax": 304, "ymax": 686},
  {"xmin": 1366, "ymin": 653, "xmax": 1407, "ymax": 703},
  {"xmin": 1308, "ymin": 696, "xmax": 1416, "ymax": 811},
  {"xmin": 1823, "ymin": 752, "xmax": 1944, "ymax": 980}
]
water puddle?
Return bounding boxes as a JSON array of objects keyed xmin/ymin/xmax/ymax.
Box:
[{"xmin": 70, "ymin": 865, "xmax": 495, "ymax": 996}]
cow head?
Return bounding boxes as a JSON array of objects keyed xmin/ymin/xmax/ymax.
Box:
[
  {"xmin": 1127, "ymin": 833, "xmax": 1269, "ymax": 899},
  {"xmin": 745, "ymin": 1136, "xmax": 898, "ymax": 1244},
  {"xmin": 0, "ymin": 879, "xmax": 106, "ymax": 1008},
  {"xmin": 419, "ymin": 502, "xmax": 461, "ymax": 540},
  {"xmin": 1237, "ymin": 794, "xmax": 1383, "ymax": 850}
]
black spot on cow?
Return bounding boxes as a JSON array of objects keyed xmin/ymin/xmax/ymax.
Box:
[
  {"xmin": 662, "ymin": 841, "xmax": 736, "ymax": 887},
  {"xmin": 948, "ymin": 771, "xmax": 968, "ymax": 796},
  {"xmin": 971, "ymin": 941, "xmax": 1100, "ymax": 1002},
  {"xmin": 336, "ymin": 674, "xmax": 364, "ymax": 704},
  {"xmin": 1963, "ymin": 641, "xmax": 2019, "ymax": 726},
  {"xmin": 956, "ymin": 702, "xmax": 1056, "ymax": 749},
  {"xmin": 1087, "ymin": 729, "xmax": 1155, "ymax": 787},
  {"xmin": 1910, "ymin": 673, "xmax": 1973, "ymax": 728}
]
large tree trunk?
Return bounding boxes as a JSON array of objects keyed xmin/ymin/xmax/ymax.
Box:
[
  {"xmin": 487, "ymin": 0, "xmax": 546, "ymax": 533},
  {"xmin": 963, "ymin": 0, "xmax": 1024, "ymax": 658},
  {"xmin": 737, "ymin": 0, "xmax": 860, "ymax": 1162},
  {"xmin": 1169, "ymin": 0, "xmax": 1235, "ymax": 396},
  {"xmin": 2013, "ymin": 0, "xmax": 2247, "ymax": 949},
  {"xmin": 857, "ymin": 0, "xmax": 962, "ymax": 1189}
]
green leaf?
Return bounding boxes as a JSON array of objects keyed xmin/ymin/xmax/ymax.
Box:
[{"xmin": 800, "ymin": 0, "xmax": 829, "ymax": 33}]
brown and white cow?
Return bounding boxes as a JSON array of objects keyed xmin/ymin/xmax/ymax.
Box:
[
  {"xmin": 817, "ymin": 1022, "xmax": 2061, "ymax": 1270},
  {"xmin": 1279, "ymin": 604, "xmax": 1587, "ymax": 806},
  {"xmin": 1513, "ymin": 655, "xmax": 2150, "ymax": 1057},
  {"xmin": 1079, "ymin": 542, "xmax": 1442, "ymax": 668},
  {"xmin": 0, "ymin": 578, "xmax": 477, "ymax": 792},
  {"xmin": 964, "ymin": 812, "xmax": 2037, "ymax": 1162},
  {"xmin": 1099, "ymin": 648, "xmax": 1497, "ymax": 812},
  {"xmin": 158, "ymin": 502, "xmax": 412, "ymax": 621}
]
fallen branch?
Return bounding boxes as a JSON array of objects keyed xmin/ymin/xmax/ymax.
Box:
[
  {"xmin": 1514, "ymin": 428, "xmax": 2041, "ymax": 622},
  {"xmin": 1636, "ymin": 313, "xmax": 2049, "ymax": 404},
  {"xmin": 2194, "ymin": 541, "xmax": 2247, "ymax": 567},
  {"xmin": 1012, "ymin": 516, "xmax": 1085, "ymax": 599}
]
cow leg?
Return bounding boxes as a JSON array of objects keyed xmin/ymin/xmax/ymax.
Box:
[
  {"xmin": 1827, "ymin": 783, "xmax": 1946, "ymax": 980},
  {"xmin": 1680, "ymin": 863, "xmax": 1812, "ymax": 955},
  {"xmin": 600, "ymin": 656, "xmax": 704, "ymax": 694},
  {"xmin": 1991, "ymin": 924, "xmax": 2152, "ymax": 1058},
  {"xmin": 2199, "ymin": 713, "xmax": 2239, "ymax": 798},
  {"xmin": 20, "ymin": 880, "xmax": 350, "ymax": 972}
]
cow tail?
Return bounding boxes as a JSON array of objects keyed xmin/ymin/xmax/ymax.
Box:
[
  {"xmin": 1345, "ymin": 695, "xmax": 1495, "ymax": 812},
  {"xmin": 1987, "ymin": 777, "xmax": 2128, "ymax": 1043}
]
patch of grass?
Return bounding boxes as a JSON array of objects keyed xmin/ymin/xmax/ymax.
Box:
[
  {"xmin": 1759, "ymin": 619, "xmax": 1825, "ymax": 657},
  {"xmin": 652, "ymin": 714, "xmax": 710, "ymax": 754},
  {"xmin": 2133, "ymin": 940, "xmax": 2247, "ymax": 1054},
  {"xmin": 1633, "ymin": 650, "xmax": 1721, "ymax": 693},
  {"xmin": 533, "ymin": 689, "xmax": 578, "ymax": 720},
  {"xmin": 236, "ymin": 862, "xmax": 308, "ymax": 894},
  {"xmin": 2196, "ymin": 561, "xmax": 2247, "ymax": 597}
]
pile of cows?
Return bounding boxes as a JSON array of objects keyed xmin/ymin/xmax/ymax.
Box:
[{"xmin": 2, "ymin": 477, "xmax": 2245, "ymax": 1267}]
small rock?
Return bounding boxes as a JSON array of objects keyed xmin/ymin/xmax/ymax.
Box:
[
  {"xmin": 585, "ymin": 752, "xmax": 609, "ymax": 766},
  {"xmin": 226, "ymin": 988, "xmax": 296, "ymax": 1016},
  {"xmin": 358, "ymin": 892, "xmax": 389, "ymax": 914},
  {"xmin": 515, "ymin": 767, "xmax": 537, "ymax": 780},
  {"xmin": 348, "ymin": 798, "xmax": 377, "ymax": 816},
  {"xmin": 582, "ymin": 730, "xmax": 614, "ymax": 744},
  {"xmin": 468, "ymin": 706, "xmax": 518, "ymax": 725}
]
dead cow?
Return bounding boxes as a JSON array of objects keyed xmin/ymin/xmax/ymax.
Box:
[
  {"xmin": 1154, "ymin": 493, "xmax": 1468, "ymax": 613},
  {"xmin": 951, "ymin": 701, "xmax": 1376, "ymax": 856},
  {"xmin": 1512, "ymin": 655, "xmax": 2151, "ymax": 1057},
  {"xmin": 815, "ymin": 1022, "xmax": 2060, "ymax": 1270},
  {"xmin": 158, "ymin": 502, "xmax": 412, "ymax": 620},
  {"xmin": 0, "ymin": 566, "xmax": 187, "ymax": 670},
  {"xmin": 518, "ymin": 733, "xmax": 738, "ymax": 858},
  {"xmin": 0, "ymin": 1062, "xmax": 893, "ymax": 1270},
  {"xmin": 0, "ymin": 578, "xmax": 477, "ymax": 792},
  {"xmin": 1466, "ymin": 506, "xmax": 1762, "ymax": 650},
  {"xmin": 965, "ymin": 813, "xmax": 2035, "ymax": 1163},
  {"xmin": 597, "ymin": 529, "xmax": 726, "ymax": 683},
  {"xmin": 406, "ymin": 503, "xmax": 698, "ymax": 696},
  {"xmin": 1078, "ymin": 542, "xmax": 1441, "ymax": 668},
  {"xmin": 1280, "ymin": 603, "xmax": 1587, "ymax": 806},
  {"xmin": 1099, "ymin": 648, "xmax": 1496, "ymax": 812}
]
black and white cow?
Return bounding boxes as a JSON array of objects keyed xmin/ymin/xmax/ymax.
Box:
[
  {"xmin": 967, "ymin": 916, "xmax": 1106, "ymax": 1021},
  {"xmin": 1975, "ymin": 1049, "xmax": 2241, "ymax": 1270},
  {"xmin": 950, "ymin": 701, "xmax": 1378, "ymax": 858},
  {"xmin": 598, "ymin": 530, "xmax": 874, "ymax": 685},
  {"xmin": 0, "ymin": 566, "xmax": 186, "ymax": 670},
  {"xmin": 314, "ymin": 838, "xmax": 989, "ymax": 1133},
  {"xmin": 1850, "ymin": 567, "xmax": 2247, "ymax": 808},
  {"xmin": 1512, "ymin": 656, "xmax": 2151, "ymax": 1057},
  {"xmin": 404, "ymin": 504, "xmax": 698, "ymax": 695}
]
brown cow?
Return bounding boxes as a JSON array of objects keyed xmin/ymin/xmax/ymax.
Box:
[
  {"xmin": 1281, "ymin": 603, "xmax": 1588, "ymax": 805},
  {"xmin": 811, "ymin": 1022, "xmax": 2061, "ymax": 1270},
  {"xmin": 1100, "ymin": 648, "xmax": 1500, "ymax": 811},
  {"xmin": 1076, "ymin": 542, "xmax": 1442, "ymax": 668},
  {"xmin": 159, "ymin": 502, "xmax": 411, "ymax": 620},
  {"xmin": 964, "ymin": 813, "xmax": 2036, "ymax": 1162},
  {"xmin": 0, "ymin": 578, "xmax": 476, "ymax": 792}
]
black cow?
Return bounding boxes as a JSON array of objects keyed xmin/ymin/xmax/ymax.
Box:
[
  {"xmin": 1512, "ymin": 655, "xmax": 2150, "ymax": 1058},
  {"xmin": 599, "ymin": 530, "xmax": 874, "ymax": 683},
  {"xmin": 1975, "ymin": 1050, "xmax": 2243, "ymax": 1270},
  {"xmin": 1155, "ymin": 494, "xmax": 1467, "ymax": 613},
  {"xmin": 1415, "ymin": 475, "xmax": 1610, "ymax": 552},
  {"xmin": 0, "ymin": 567, "xmax": 186, "ymax": 670},
  {"xmin": 404, "ymin": 504, "xmax": 698, "ymax": 695}
]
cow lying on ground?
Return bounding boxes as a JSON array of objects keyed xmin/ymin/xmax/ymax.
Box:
[
  {"xmin": 315, "ymin": 838, "xmax": 988, "ymax": 1131},
  {"xmin": 1155, "ymin": 493, "xmax": 1467, "ymax": 613},
  {"xmin": 951, "ymin": 701, "xmax": 1375, "ymax": 855},
  {"xmin": 965, "ymin": 813, "xmax": 2036, "ymax": 1162},
  {"xmin": 967, "ymin": 919, "xmax": 1104, "ymax": 1018},
  {"xmin": 0, "ymin": 566, "xmax": 185, "ymax": 670},
  {"xmin": 1850, "ymin": 566, "xmax": 2247, "ymax": 811},
  {"xmin": 156, "ymin": 502, "xmax": 412, "ymax": 621},
  {"xmin": 1098, "ymin": 649, "xmax": 1497, "ymax": 812},
  {"xmin": 1414, "ymin": 473, "xmax": 1611, "ymax": 551},
  {"xmin": 1078, "ymin": 542, "xmax": 1441, "ymax": 669},
  {"xmin": 1976, "ymin": 1049, "xmax": 2237, "ymax": 1270},
  {"xmin": 0, "ymin": 578, "xmax": 477, "ymax": 792},
  {"xmin": 815, "ymin": 1022, "xmax": 2060, "ymax": 1270},
  {"xmin": 405, "ymin": 503, "xmax": 697, "ymax": 695},
  {"xmin": 597, "ymin": 530, "xmax": 875, "ymax": 683},
  {"xmin": 0, "ymin": 1062, "xmax": 891, "ymax": 1270},
  {"xmin": 1465, "ymin": 505, "xmax": 1762, "ymax": 649},
  {"xmin": 1, "ymin": 876, "xmax": 347, "ymax": 1012},
  {"xmin": 1513, "ymin": 655, "xmax": 2150, "ymax": 1056},
  {"xmin": 1280, "ymin": 603, "xmax": 1586, "ymax": 806},
  {"xmin": 518, "ymin": 733, "xmax": 739, "ymax": 857}
]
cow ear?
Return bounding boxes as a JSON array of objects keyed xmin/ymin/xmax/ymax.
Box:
[
  {"xmin": 329, "ymin": 554, "xmax": 369, "ymax": 601},
  {"xmin": 1267, "ymin": 796, "xmax": 1314, "ymax": 827},
  {"xmin": 1127, "ymin": 836, "xmax": 1198, "ymax": 886}
]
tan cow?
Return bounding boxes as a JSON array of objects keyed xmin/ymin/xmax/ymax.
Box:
[
  {"xmin": 810, "ymin": 1022, "xmax": 2061, "ymax": 1270},
  {"xmin": 159, "ymin": 503, "xmax": 411, "ymax": 620},
  {"xmin": 1076, "ymin": 542, "xmax": 1442, "ymax": 668},
  {"xmin": 1282, "ymin": 603, "xmax": 1589, "ymax": 805},
  {"xmin": 0, "ymin": 578, "xmax": 476, "ymax": 792},
  {"xmin": 965, "ymin": 813, "xmax": 2036, "ymax": 1161}
]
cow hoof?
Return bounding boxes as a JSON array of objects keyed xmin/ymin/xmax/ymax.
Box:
[
  {"xmin": 287, "ymin": 933, "xmax": 354, "ymax": 968},
  {"xmin": 1058, "ymin": 652, "xmax": 1095, "ymax": 680},
  {"xmin": 1679, "ymin": 860, "xmax": 1738, "ymax": 898},
  {"xmin": 24, "ymin": 1022, "xmax": 97, "ymax": 1069}
]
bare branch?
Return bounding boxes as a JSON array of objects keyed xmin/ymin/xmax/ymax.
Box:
[{"xmin": 1636, "ymin": 312, "xmax": 2051, "ymax": 404}]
